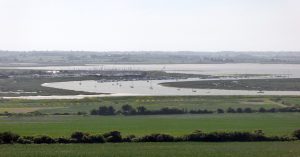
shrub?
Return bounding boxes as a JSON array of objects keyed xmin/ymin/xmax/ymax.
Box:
[
  {"xmin": 156, "ymin": 134, "xmax": 174, "ymax": 142},
  {"xmin": 89, "ymin": 134, "xmax": 105, "ymax": 143},
  {"xmin": 227, "ymin": 107, "xmax": 236, "ymax": 113},
  {"xmin": 137, "ymin": 106, "xmax": 147, "ymax": 114},
  {"xmin": 103, "ymin": 131, "xmax": 122, "ymax": 143},
  {"xmin": 252, "ymin": 130, "xmax": 267, "ymax": 141},
  {"xmin": 71, "ymin": 131, "xmax": 90, "ymax": 142},
  {"xmin": 23, "ymin": 136, "xmax": 35, "ymax": 141},
  {"xmin": 137, "ymin": 133, "xmax": 175, "ymax": 142},
  {"xmin": 236, "ymin": 108, "xmax": 243, "ymax": 113},
  {"xmin": 91, "ymin": 106, "xmax": 116, "ymax": 115},
  {"xmin": 244, "ymin": 108, "xmax": 253, "ymax": 113},
  {"xmin": 217, "ymin": 109, "xmax": 224, "ymax": 113},
  {"xmin": 268, "ymin": 136, "xmax": 294, "ymax": 141},
  {"xmin": 268, "ymin": 108, "xmax": 277, "ymax": 113},
  {"xmin": 292, "ymin": 129, "xmax": 300, "ymax": 139},
  {"xmin": 258, "ymin": 107, "xmax": 266, "ymax": 113},
  {"xmin": 33, "ymin": 135, "xmax": 55, "ymax": 144},
  {"xmin": 230, "ymin": 131, "xmax": 254, "ymax": 141},
  {"xmin": 77, "ymin": 111, "xmax": 87, "ymax": 115},
  {"xmin": 183, "ymin": 130, "xmax": 205, "ymax": 141},
  {"xmin": 201, "ymin": 132, "xmax": 229, "ymax": 142},
  {"xmin": 121, "ymin": 104, "xmax": 136, "ymax": 115},
  {"xmin": 174, "ymin": 136, "xmax": 184, "ymax": 142},
  {"xmin": 184, "ymin": 130, "xmax": 270, "ymax": 142},
  {"xmin": 0, "ymin": 131, "xmax": 20, "ymax": 144},
  {"xmin": 17, "ymin": 137, "xmax": 33, "ymax": 144},
  {"xmin": 90, "ymin": 109, "xmax": 98, "ymax": 115},
  {"xmin": 160, "ymin": 107, "xmax": 184, "ymax": 114},
  {"xmin": 122, "ymin": 135, "xmax": 136, "ymax": 142},
  {"xmin": 56, "ymin": 137, "xmax": 70, "ymax": 144},
  {"xmin": 190, "ymin": 109, "xmax": 213, "ymax": 114}
]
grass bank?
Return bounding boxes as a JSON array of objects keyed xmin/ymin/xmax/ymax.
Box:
[
  {"xmin": 0, "ymin": 113, "xmax": 299, "ymax": 137},
  {"xmin": 0, "ymin": 142, "xmax": 300, "ymax": 157}
]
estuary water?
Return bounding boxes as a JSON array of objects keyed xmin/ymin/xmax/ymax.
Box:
[
  {"xmin": 3, "ymin": 64, "xmax": 300, "ymax": 99},
  {"xmin": 40, "ymin": 78, "xmax": 300, "ymax": 98}
]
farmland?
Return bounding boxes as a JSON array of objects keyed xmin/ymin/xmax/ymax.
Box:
[
  {"xmin": 1, "ymin": 95, "xmax": 300, "ymax": 157},
  {"xmin": 1, "ymin": 142, "xmax": 300, "ymax": 157},
  {"xmin": 1, "ymin": 95, "xmax": 299, "ymax": 114},
  {"xmin": 1, "ymin": 113, "xmax": 299, "ymax": 137}
]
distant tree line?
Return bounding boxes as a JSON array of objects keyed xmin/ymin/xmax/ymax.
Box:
[
  {"xmin": 0, "ymin": 111, "xmax": 88, "ymax": 117},
  {"xmin": 224, "ymin": 107, "xmax": 300, "ymax": 113},
  {"xmin": 90, "ymin": 105, "xmax": 300, "ymax": 116},
  {"xmin": 1, "ymin": 129, "xmax": 300, "ymax": 144},
  {"xmin": 1, "ymin": 106, "xmax": 299, "ymax": 117}
]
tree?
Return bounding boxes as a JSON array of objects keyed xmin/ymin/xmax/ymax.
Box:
[
  {"xmin": 244, "ymin": 108, "xmax": 253, "ymax": 113},
  {"xmin": 103, "ymin": 131, "xmax": 122, "ymax": 142},
  {"xmin": 227, "ymin": 107, "xmax": 236, "ymax": 113},
  {"xmin": 137, "ymin": 106, "xmax": 147, "ymax": 114},
  {"xmin": 90, "ymin": 109, "xmax": 98, "ymax": 115},
  {"xmin": 107, "ymin": 106, "xmax": 116, "ymax": 115},
  {"xmin": 268, "ymin": 108, "xmax": 277, "ymax": 113},
  {"xmin": 97, "ymin": 106, "xmax": 116, "ymax": 115},
  {"xmin": 236, "ymin": 108, "xmax": 243, "ymax": 113},
  {"xmin": 0, "ymin": 131, "xmax": 20, "ymax": 144},
  {"xmin": 98, "ymin": 106, "xmax": 109, "ymax": 115},
  {"xmin": 293, "ymin": 129, "xmax": 300, "ymax": 139},
  {"xmin": 89, "ymin": 134, "xmax": 105, "ymax": 143},
  {"xmin": 217, "ymin": 108, "xmax": 224, "ymax": 113},
  {"xmin": 121, "ymin": 104, "xmax": 136, "ymax": 115},
  {"xmin": 33, "ymin": 135, "xmax": 55, "ymax": 144},
  {"xmin": 71, "ymin": 131, "xmax": 89, "ymax": 142},
  {"xmin": 258, "ymin": 107, "xmax": 266, "ymax": 113}
]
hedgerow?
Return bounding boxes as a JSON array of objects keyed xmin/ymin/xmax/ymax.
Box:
[{"xmin": 0, "ymin": 129, "xmax": 299, "ymax": 144}]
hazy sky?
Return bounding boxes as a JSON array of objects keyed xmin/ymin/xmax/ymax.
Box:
[{"xmin": 0, "ymin": 0, "xmax": 300, "ymax": 51}]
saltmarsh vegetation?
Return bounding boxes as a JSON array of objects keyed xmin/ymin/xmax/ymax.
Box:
[{"xmin": 160, "ymin": 78, "xmax": 300, "ymax": 91}]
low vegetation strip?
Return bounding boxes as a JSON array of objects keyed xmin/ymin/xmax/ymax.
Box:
[
  {"xmin": 1, "ymin": 96, "xmax": 296, "ymax": 114},
  {"xmin": 1, "ymin": 129, "xmax": 300, "ymax": 144},
  {"xmin": 2, "ymin": 105, "xmax": 299, "ymax": 117},
  {"xmin": 89, "ymin": 105, "xmax": 300, "ymax": 116},
  {"xmin": 160, "ymin": 78, "xmax": 300, "ymax": 91}
]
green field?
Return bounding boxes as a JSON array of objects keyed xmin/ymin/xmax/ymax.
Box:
[
  {"xmin": 0, "ymin": 113, "xmax": 299, "ymax": 137},
  {"xmin": 2, "ymin": 96, "xmax": 299, "ymax": 114},
  {"xmin": 161, "ymin": 78, "xmax": 300, "ymax": 91},
  {"xmin": 1, "ymin": 96, "xmax": 300, "ymax": 157},
  {"xmin": 1, "ymin": 142, "xmax": 300, "ymax": 157}
]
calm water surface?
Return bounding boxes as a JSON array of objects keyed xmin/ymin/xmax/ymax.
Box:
[
  {"xmin": 41, "ymin": 78, "xmax": 300, "ymax": 97},
  {"xmin": 3, "ymin": 64, "xmax": 300, "ymax": 99}
]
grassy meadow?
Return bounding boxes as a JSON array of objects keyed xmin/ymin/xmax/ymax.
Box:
[
  {"xmin": 0, "ymin": 113, "xmax": 299, "ymax": 137},
  {"xmin": 1, "ymin": 96, "xmax": 300, "ymax": 137},
  {"xmin": 1, "ymin": 142, "xmax": 300, "ymax": 157},
  {"xmin": 1, "ymin": 95, "xmax": 299, "ymax": 114},
  {"xmin": 0, "ymin": 96, "xmax": 300, "ymax": 157}
]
